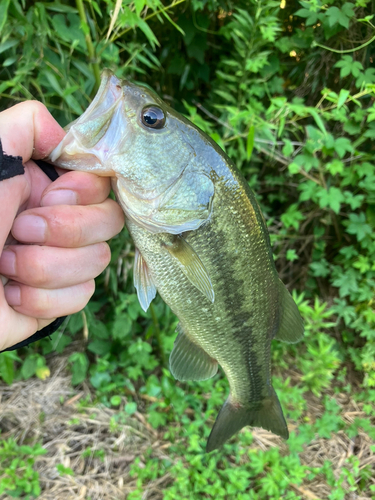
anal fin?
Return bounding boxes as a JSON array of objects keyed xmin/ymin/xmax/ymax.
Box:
[
  {"xmin": 163, "ymin": 235, "xmax": 214, "ymax": 303},
  {"xmin": 170, "ymin": 324, "xmax": 218, "ymax": 381},
  {"xmin": 274, "ymin": 281, "xmax": 304, "ymax": 344},
  {"xmin": 134, "ymin": 248, "xmax": 157, "ymax": 312}
]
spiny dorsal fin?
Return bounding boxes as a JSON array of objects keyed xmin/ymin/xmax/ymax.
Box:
[
  {"xmin": 170, "ymin": 324, "xmax": 218, "ymax": 381},
  {"xmin": 163, "ymin": 235, "xmax": 215, "ymax": 303},
  {"xmin": 133, "ymin": 248, "xmax": 157, "ymax": 312},
  {"xmin": 274, "ymin": 281, "xmax": 304, "ymax": 344}
]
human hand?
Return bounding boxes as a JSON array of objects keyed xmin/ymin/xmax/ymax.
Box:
[{"xmin": 0, "ymin": 101, "xmax": 124, "ymax": 351}]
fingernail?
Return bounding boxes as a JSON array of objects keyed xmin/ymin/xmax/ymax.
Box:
[
  {"xmin": 12, "ymin": 215, "xmax": 47, "ymax": 243},
  {"xmin": 41, "ymin": 189, "xmax": 78, "ymax": 207},
  {"xmin": 0, "ymin": 250, "xmax": 16, "ymax": 276},
  {"xmin": 5, "ymin": 285, "xmax": 21, "ymax": 306}
]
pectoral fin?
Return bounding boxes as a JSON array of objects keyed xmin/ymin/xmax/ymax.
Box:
[
  {"xmin": 134, "ymin": 248, "xmax": 157, "ymax": 312},
  {"xmin": 170, "ymin": 324, "xmax": 218, "ymax": 381},
  {"xmin": 164, "ymin": 235, "xmax": 214, "ymax": 303},
  {"xmin": 274, "ymin": 281, "xmax": 304, "ymax": 343}
]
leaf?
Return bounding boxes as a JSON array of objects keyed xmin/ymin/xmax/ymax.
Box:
[
  {"xmin": 335, "ymin": 55, "xmax": 363, "ymax": 78},
  {"xmin": 308, "ymin": 108, "xmax": 326, "ymax": 135},
  {"xmin": 134, "ymin": 0, "xmax": 146, "ymax": 16},
  {"xmin": 0, "ymin": 352, "xmax": 15, "ymax": 384},
  {"xmin": 286, "ymin": 249, "xmax": 299, "ymax": 261},
  {"xmin": 326, "ymin": 159, "xmax": 344, "ymax": 175},
  {"xmin": 0, "ymin": 0, "xmax": 10, "ymax": 33},
  {"xmin": 337, "ymin": 89, "xmax": 350, "ymax": 109},
  {"xmin": 88, "ymin": 339, "xmax": 112, "ymax": 355},
  {"xmin": 43, "ymin": 70, "xmax": 63, "ymax": 96},
  {"xmin": 0, "ymin": 38, "xmax": 18, "ymax": 55},
  {"xmin": 281, "ymin": 204, "xmax": 305, "ymax": 230},
  {"xmin": 125, "ymin": 402, "xmax": 137, "ymax": 415},
  {"xmin": 112, "ymin": 316, "xmax": 132, "ymax": 340},
  {"xmin": 282, "ymin": 140, "xmax": 293, "ymax": 157},
  {"xmin": 36, "ymin": 366, "xmax": 51, "ymax": 380},
  {"xmin": 21, "ymin": 354, "xmax": 38, "ymax": 379},
  {"xmin": 294, "ymin": 8, "xmax": 318, "ymax": 26},
  {"xmin": 333, "ymin": 269, "xmax": 359, "ymax": 297},
  {"xmin": 45, "ymin": 1, "xmax": 78, "ymax": 13},
  {"xmin": 162, "ymin": 10, "xmax": 185, "ymax": 37},
  {"xmin": 111, "ymin": 395, "xmax": 122, "ymax": 406},
  {"xmin": 137, "ymin": 19, "xmax": 159, "ymax": 49},
  {"xmin": 246, "ymin": 125, "xmax": 255, "ymax": 159},
  {"xmin": 317, "ymin": 187, "xmax": 344, "ymax": 214},
  {"xmin": 326, "ymin": 3, "xmax": 354, "ymax": 29},
  {"xmin": 346, "ymin": 212, "xmax": 372, "ymax": 241},
  {"xmin": 69, "ymin": 352, "xmax": 89, "ymax": 385},
  {"xmin": 356, "ymin": 68, "xmax": 375, "ymax": 88},
  {"xmin": 56, "ymin": 464, "xmax": 74, "ymax": 476},
  {"xmin": 334, "ymin": 137, "xmax": 353, "ymax": 158}
]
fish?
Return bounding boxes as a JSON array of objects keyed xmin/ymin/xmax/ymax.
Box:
[{"xmin": 49, "ymin": 69, "xmax": 304, "ymax": 452}]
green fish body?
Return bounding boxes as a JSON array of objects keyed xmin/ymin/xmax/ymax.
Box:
[{"xmin": 50, "ymin": 70, "xmax": 304, "ymax": 451}]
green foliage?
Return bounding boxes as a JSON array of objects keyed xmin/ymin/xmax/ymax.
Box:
[
  {"xmin": 1, "ymin": 0, "xmax": 375, "ymax": 497},
  {"xmin": 0, "ymin": 436, "xmax": 46, "ymax": 498}
]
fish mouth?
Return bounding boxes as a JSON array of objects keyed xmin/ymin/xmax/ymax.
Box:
[
  {"xmin": 83, "ymin": 70, "xmax": 124, "ymax": 125},
  {"xmin": 50, "ymin": 70, "xmax": 127, "ymax": 170}
]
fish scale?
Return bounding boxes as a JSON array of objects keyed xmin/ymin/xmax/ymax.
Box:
[{"xmin": 49, "ymin": 69, "xmax": 304, "ymax": 452}]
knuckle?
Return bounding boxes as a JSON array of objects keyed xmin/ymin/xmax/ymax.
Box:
[
  {"xmin": 81, "ymin": 280, "xmax": 95, "ymax": 303},
  {"xmin": 97, "ymin": 242, "xmax": 111, "ymax": 268},
  {"xmin": 23, "ymin": 247, "xmax": 48, "ymax": 287},
  {"xmin": 63, "ymin": 208, "xmax": 86, "ymax": 247},
  {"xmin": 31, "ymin": 289, "xmax": 55, "ymax": 318},
  {"xmin": 26, "ymin": 100, "xmax": 48, "ymax": 116}
]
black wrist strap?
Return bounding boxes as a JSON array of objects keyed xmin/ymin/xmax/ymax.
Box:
[
  {"xmin": 0, "ymin": 138, "xmax": 25, "ymax": 181},
  {"xmin": 0, "ymin": 140, "xmax": 67, "ymax": 352}
]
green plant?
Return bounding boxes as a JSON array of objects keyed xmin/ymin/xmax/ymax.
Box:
[{"xmin": 0, "ymin": 436, "xmax": 46, "ymax": 499}]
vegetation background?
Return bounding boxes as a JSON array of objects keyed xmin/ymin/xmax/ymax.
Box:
[{"xmin": 0, "ymin": 0, "xmax": 375, "ymax": 498}]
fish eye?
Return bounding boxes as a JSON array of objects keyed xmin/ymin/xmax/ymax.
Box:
[{"xmin": 141, "ymin": 106, "xmax": 166, "ymax": 129}]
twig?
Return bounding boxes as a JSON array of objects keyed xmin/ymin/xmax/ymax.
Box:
[{"xmin": 312, "ymin": 34, "xmax": 375, "ymax": 54}]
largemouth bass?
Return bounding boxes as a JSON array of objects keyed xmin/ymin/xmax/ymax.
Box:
[{"xmin": 49, "ymin": 70, "xmax": 304, "ymax": 452}]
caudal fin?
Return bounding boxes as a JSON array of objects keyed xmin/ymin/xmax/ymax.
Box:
[{"xmin": 206, "ymin": 387, "xmax": 288, "ymax": 452}]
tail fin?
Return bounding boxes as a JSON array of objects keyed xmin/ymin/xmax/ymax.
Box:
[{"xmin": 206, "ymin": 387, "xmax": 288, "ymax": 452}]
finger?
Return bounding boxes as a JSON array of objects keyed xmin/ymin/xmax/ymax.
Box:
[
  {"xmin": 0, "ymin": 101, "xmax": 65, "ymax": 162},
  {"xmin": 4, "ymin": 279, "xmax": 95, "ymax": 319},
  {"xmin": 41, "ymin": 171, "xmax": 111, "ymax": 207},
  {"xmin": 11, "ymin": 198, "xmax": 124, "ymax": 248},
  {"xmin": 0, "ymin": 243, "xmax": 111, "ymax": 289},
  {"xmin": 0, "ymin": 175, "xmax": 29, "ymax": 249},
  {"xmin": 0, "ymin": 283, "xmax": 56, "ymax": 351}
]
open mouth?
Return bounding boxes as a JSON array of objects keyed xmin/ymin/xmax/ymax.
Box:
[
  {"xmin": 80, "ymin": 69, "xmax": 123, "ymax": 125},
  {"xmin": 49, "ymin": 70, "xmax": 126, "ymax": 171}
]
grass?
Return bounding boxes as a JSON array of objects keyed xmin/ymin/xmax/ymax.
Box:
[{"xmin": 0, "ymin": 350, "xmax": 374, "ymax": 500}]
